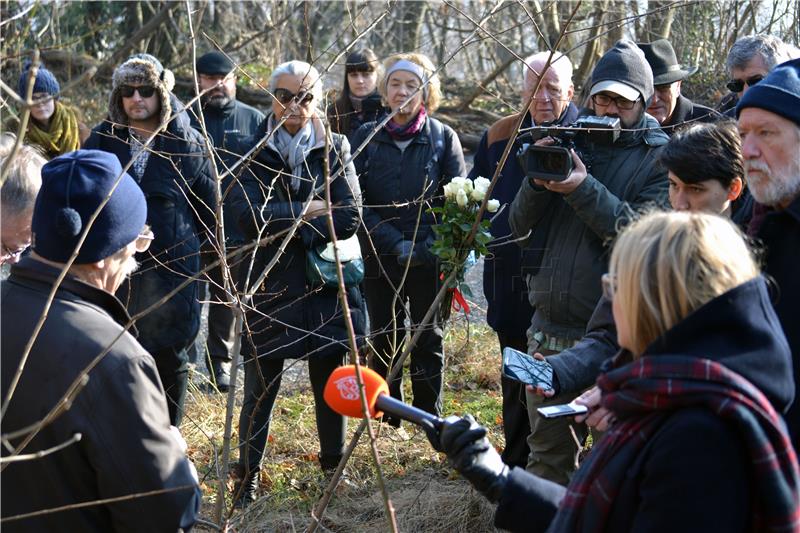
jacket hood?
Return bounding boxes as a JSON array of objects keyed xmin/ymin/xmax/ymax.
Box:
[{"xmin": 645, "ymin": 276, "xmax": 794, "ymax": 413}]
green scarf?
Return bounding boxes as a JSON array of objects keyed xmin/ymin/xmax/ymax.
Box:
[{"xmin": 25, "ymin": 101, "xmax": 80, "ymax": 159}]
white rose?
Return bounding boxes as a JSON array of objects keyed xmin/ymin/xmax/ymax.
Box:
[
  {"xmin": 471, "ymin": 188, "xmax": 485, "ymax": 202},
  {"xmin": 443, "ymin": 182, "xmax": 456, "ymax": 199},
  {"xmin": 487, "ymin": 199, "xmax": 500, "ymax": 213},
  {"xmin": 456, "ymin": 188, "xmax": 469, "ymax": 208},
  {"xmin": 474, "ymin": 177, "xmax": 491, "ymax": 195},
  {"xmin": 462, "ymin": 178, "xmax": 474, "ymax": 193},
  {"xmin": 450, "ymin": 177, "xmax": 467, "ymax": 192}
]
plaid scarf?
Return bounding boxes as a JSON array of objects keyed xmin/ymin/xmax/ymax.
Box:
[
  {"xmin": 550, "ymin": 355, "xmax": 800, "ymax": 533},
  {"xmin": 25, "ymin": 101, "xmax": 80, "ymax": 159}
]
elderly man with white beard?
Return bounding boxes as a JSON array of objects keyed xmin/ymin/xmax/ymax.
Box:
[{"xmin": 736, "ymin": 58, "xmax": 800, "ymax": 445}]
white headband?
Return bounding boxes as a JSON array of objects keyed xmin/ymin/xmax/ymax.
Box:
[{"xmin": 385, "ymin": 59, "xmax": 430, "ymax": 100}]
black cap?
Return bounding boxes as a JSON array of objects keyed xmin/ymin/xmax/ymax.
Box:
[{"xmin": 196, "ymin": 51, "xmax": 234, "ymax": 76}]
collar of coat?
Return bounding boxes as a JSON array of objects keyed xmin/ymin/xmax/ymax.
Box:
[{"xmin": 8, "ymin": 257, "xmax": 137, "ymax": 336}]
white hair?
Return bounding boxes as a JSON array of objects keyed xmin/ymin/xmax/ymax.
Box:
[
  {"xmin": 726, "ymin": 35, "xmax": 800, "ymax": 75},
  {"xmin": 268, "ymin": 60, "xmax": 323, "ymax": 103},
  {"xmin": 522, "ymin": 51, "xmax": 574, "ymax": 91}
]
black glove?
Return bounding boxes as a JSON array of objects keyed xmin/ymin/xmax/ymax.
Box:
[
  {"xmin": 395, "ymin": 240, "xmax": 423, "ymax": 267},
  {"xmin": 437, "ymin": 414, "xmax": 510, "ymax": 503},
  {"xmin": 413, "ymin": 233, "xmax": 438, "ymax": 268}
]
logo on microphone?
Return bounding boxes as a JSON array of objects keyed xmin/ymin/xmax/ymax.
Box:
[{"xmin": 334, "ymin": 376, "xmax": 359, "ymax": 401}]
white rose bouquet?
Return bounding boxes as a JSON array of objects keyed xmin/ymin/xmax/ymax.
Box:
[{"xmin": 429, "ymin": 176, "xmax": 500, "ymax": 320}]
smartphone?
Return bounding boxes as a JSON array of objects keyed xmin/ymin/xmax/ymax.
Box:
[
  {"xmin": 537, "ymin": 401, "xmax": 589, "ymax": 419},
  {"xmin": 501, "ymin": 347, "xmax": 554, "ymax": 391}
]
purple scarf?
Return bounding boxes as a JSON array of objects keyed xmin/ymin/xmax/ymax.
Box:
[{"xmin": 385, "ymin": 105, "xmax": 427, "ymax": 140}]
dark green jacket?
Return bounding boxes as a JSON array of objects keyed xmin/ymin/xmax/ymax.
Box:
[{"xmin": 509, "ymin": 113, "xmax": 669, "ymax": 340}]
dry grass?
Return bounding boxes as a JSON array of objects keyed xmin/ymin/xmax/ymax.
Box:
[{"xmin": 182, "ymin": 321, "xmax": 505, "ymax": 532}]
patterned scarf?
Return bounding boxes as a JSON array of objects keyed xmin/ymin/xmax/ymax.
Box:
[
  {"xmin": 25, "ymin": 101, "xmax": 80, "ymax": 159},
  {"xmin": 551, "ymin": 355, "xmax": 800, "ymax": 533},
  {"xmin": 385, "ymin": 105, "xmax": 427, "ymax": 140}
]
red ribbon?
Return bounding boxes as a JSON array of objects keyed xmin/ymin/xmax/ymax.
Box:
[{"xmin": 451, "ymin": 287, "xmax": 470, "ymax": 314}]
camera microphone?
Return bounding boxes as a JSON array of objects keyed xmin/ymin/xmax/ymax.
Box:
[{"xmin": 323, "ymin": 365, "xmax": 444, "ymax": 429}]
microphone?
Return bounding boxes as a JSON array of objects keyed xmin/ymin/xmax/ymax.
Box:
[{"xmin": 323, "ymin": 365, "xmax": 444, "ymax": 429}]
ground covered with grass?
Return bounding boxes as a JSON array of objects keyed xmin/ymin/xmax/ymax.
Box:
[{"xmin": 183, "ymin": 319, "xmax": 506, "ymax": 532}]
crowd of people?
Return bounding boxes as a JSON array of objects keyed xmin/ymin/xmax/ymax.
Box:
[{"xmin": 1, "ymin": 31, "xmax": 799, "ymax": 531}]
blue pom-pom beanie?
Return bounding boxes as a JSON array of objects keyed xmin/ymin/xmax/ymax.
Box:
[
  {"xmin": 32, "ymin": 150, "xmax": 147, "ymax": 264},
  {"xmin": 736, "ymin": 58, "xmax": 800, "ymax": 127},
  {"xmin": 18, "ymin": 63, "xmax": 60, "ymax": 98}
]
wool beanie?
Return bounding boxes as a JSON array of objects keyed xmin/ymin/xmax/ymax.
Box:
[
  {"xmin": 18, "ymin": 63, "xmax": 60, "ymax": 98},
  {"xmin": 32, "ymin": 150, "xmax": 147, "ymax": 264},
  {"xmin": 590, "ymin": 39, "xmax": 654, "ymax": 105},
  {"xmin": 736, "ymin": 58, "xmax": 800, "ymax": 126},
  {"xmin": 109, "ymin": 54, "xmax": 174, "ymax": 126},
  {"xmin": 196, "ymin": 51, "xmax": 234, "ymax": 75}
]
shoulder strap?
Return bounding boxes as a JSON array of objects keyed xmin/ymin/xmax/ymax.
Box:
[{"xmin": 427, "ymin": 116, "xmax": 446, "ymax": 166}]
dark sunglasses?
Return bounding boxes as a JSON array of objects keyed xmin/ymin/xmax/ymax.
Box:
[
  {"xmin": 726, "ymin": 75, "xmax": 763, "ymax": 93},
  {"xmin": 273, "ymin": 87, "xmax": 314, "ymax": 106},
  {"xmin": 120, "ymin": 85, "xmax": 156, "ymax": 98}
]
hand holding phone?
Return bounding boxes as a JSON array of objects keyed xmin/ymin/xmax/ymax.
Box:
[
  {"xmin": 501, "ymin": 347, "xmax": 554, "ymax": 392},
  {"xmin": 537, "ymin": 401, "xmax": 589, "ymax": 419}
]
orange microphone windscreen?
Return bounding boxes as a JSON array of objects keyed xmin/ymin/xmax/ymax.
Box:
[{"xmin": 323, "ymin": 365, "xmax": 389, "ymax": 418}]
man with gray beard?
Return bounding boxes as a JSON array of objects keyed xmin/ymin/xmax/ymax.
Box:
[{"xmin": 736, "ymin": 58, "xmax": 800, "ymax": 445}]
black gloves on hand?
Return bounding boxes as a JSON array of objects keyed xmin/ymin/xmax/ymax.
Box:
[
  {"xmin": 395, "ymin": 240, "xmax": 423, "ymax": 267},
  {"xmin": 425, "ymin": 414, "xmax": 510, "ymax": 503}
]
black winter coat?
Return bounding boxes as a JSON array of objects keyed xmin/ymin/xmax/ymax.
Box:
[
  {"xmin": 758, "ymin": 195, "xmax": 800, "ymax": 444},
  {"xmin": 189, "ymin": 99, "xmax": 264, "ymax": 245},
  {"xmin": 493, "ymin": 276, "xmax": 795, "ymax": 533},
  {"xmin": 659, "ymin": 94, "xmax": 718, "ymax": 136},
  {"xmin": 83, "ymin": 104, "xmax": 217, "ymax": 353},
  {"xmin": 1, "ymin": 258, "xmax": 201, "ymax": 532},
  {"xmin": 232, "ymin": 118, "xmax": 365, "ymax": 361},
  {"xmin": 351, "ymin": 116, "xmax": 466, "ymax": 281},
  {"xmin": 327, "ymin": 92, "xmax": 386, "ymax": 143}
]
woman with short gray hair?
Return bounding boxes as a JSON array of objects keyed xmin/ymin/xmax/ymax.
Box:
[{"xmin": 232, "ymin": 60, "xmax": 365, "ymax": 506}]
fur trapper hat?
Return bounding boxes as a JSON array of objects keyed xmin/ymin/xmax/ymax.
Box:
[{"xmin": 109, "ymin": 55, "xmax": 175, "ymax": 127}]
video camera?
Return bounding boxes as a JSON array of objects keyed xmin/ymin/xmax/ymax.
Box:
[{"xmin": 517, "ymin": 116, "xmax": 621, "ymax": 182}]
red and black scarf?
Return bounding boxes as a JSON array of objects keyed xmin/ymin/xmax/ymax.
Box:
[{"xmin": 550, "ymin": 355, "xmax": 800, "ymax": 532}]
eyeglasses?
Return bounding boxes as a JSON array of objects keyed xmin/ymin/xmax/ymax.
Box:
[
  {"xmin": 273, "ymin": 88, "xmax": 314, "ymax": 106},
  {"xmin": 726, "ymin": 75, "xmax": 763, "ymax": 93},
  {"xmin": 601, "ymin": 273, "xmax": 617, "ymax": 301},
  {"xmin": 1, "ymin": 242, "xmax": 29, "ymax": 263},
  {"xmin": 120, "ymin": 85, "xmax": 156, "ymax": 98},
  {"xmin": 591, "ymin": 94, "xmax": 640, "ymax": 110},
  {"xmin": 135, "ymin": 227, "xmax": 154, "ymax": 253}
]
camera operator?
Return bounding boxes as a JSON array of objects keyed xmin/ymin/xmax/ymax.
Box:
[{"xmin": 508, "ymin": 39, "xmax": 669, "ymax": 485}]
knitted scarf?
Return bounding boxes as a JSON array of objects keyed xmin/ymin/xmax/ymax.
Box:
[
  {"xmin": 385, "ymin": 105, "xmax": 427, "ymax": 140},
  {"xmin": 550, "ymin": 355, "xmax": 800, "ymax": 533},
  {"xmin": 269, "ymin": 115, "xmax": 316, "ymax": 194},
  {"xmin": 25, "ymin": 101, "xmax": 80, "ymax": 159}
]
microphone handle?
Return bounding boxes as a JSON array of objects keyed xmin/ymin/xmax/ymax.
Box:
[{"xmin": 375, "ymin": 393, "xmax": 444, "ymax": 429}]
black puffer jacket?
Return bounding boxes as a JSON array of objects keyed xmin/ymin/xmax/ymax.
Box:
[
  {"xmin": 84, "ymin": 98, "xmax": 217, "ymax": 353},
  {"xmin": 350, "ymin": 116, "xmax": 466, "ymax": 280},
  {"xmin": 232, "ymin": 117, "xmax": 365, "ymax": 360}
]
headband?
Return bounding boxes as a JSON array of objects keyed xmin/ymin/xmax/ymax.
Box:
[{"xmin": 385, "ymin": 59, "xmax": 429, "ymax": 100}]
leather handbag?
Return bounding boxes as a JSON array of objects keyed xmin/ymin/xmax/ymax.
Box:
[{"xmin": 306, "ymin": 234, "xmax": 364, "ymax": 288}]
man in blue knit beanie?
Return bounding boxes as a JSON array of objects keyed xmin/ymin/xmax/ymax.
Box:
[
  {"xmin": 1, "ymin": 149, "xmax": 202, "ymax": 532},
  {"xmin": 736, "ymin": 57, "xmax": 800, "ymax": 446}
]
